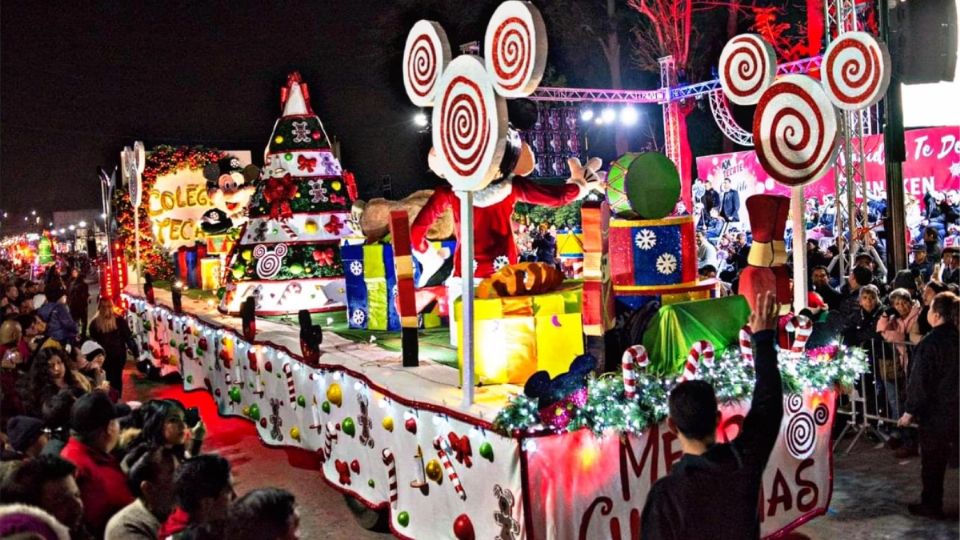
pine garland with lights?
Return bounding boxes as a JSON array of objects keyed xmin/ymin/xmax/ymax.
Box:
[
  {"xmin": 113, "ymin": 145, "xmax": 225, "ymax": 280},
  {"xmin": 494, "ymin": 344, "xmax": 869, "ymax": 436}
]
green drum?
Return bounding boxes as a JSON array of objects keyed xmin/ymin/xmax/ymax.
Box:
[{"xmin": 604, "ymin": 152, "xmax": 681, "ymax": 220}]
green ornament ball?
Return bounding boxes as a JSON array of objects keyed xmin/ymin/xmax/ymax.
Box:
[
  {"xmin": 321, "ymin": 401, "xmax": 331, "ymax": 414},
  {"xmin": 289, "ymin": 263, "xmax": 303, "ymax": 276},
  {"xmin": 232, "ymin": 266, "xmax": 246, "ymax": 279},
  {"xmin": 397, "ymin": 511, "xmax": 409, "ymax": 527},
  {"xmin": 297, "ymin": 395, "xmax": 306, "ymax": 408},
  {"xmin": 626, "ymin": 152, "xmax": 680, "ymax": 220},
  {"xmin": 284, "ymin": 153, "xmax": 293, "ymax": 161},
  {"xmin": 368, "ymin": 479, "xmax": 375, "ymax": 488},
  {"xmin": 248, "ymin": 404, "xmax": 260, "ymax": 421},
  {"xmin": 342, "ymin": 417, "xmax": 356, "ymax": 437},
  {"xmin": 186, "ymin": 375, "xmax": 193, "ymax": 384},
  {"xmin": 479, "ymin": 442, "xmax": 494, "ymax": 461},
  {"xmin": 228, "ymin": 387, "xmax": 242, "ymax": 404}
]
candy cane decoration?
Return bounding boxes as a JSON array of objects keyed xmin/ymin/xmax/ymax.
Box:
[
  {"xmin": 323, "ymin": 421, "xmax": 338, "ymax": 460},
  {"xmin": 280, "ymin": 282, "xmax": 302, "ymax": 305},
  {"xmin": 821, "ymin": 31, "xmax": 891, "ymax": 111},
  {"xmin": 621, "ymin": 345, "xmax": 649, "ymax": 400},
  {"xmin": 753, "ymin": 74, "xmax": 839, "ymax": 188},
  {"xmin": 681, "ymin": 340, "xmax": 715, "ymax": 382},
  {"xmin": 785, "ymin": 315, "xmax": 813, "ymax": 355},
  {"xmin": 739, "ymin": 325, "xmax": 755, "ymax": 366},
  {"xmin": 279, "ymin": 223, "xmax": 299, "ymax": 240},
  {"xmin": 719, "ymin": 34, "xmax": 777, "ymax": 106},
  {"xmin": 282, "ymin": 362, "xmax": 296, "ymax": 405},
  {"xmin": 434, "ymin": 436, "xmax": 466, "ymax": 500},
  {"xmin": 381, "ymin": 449, "xmax": 399, "ymax": 509}
]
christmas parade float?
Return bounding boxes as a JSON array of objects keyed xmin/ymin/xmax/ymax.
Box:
[
  {"xmin": 218, "ymin": 72, "xmax": 358, "ymax": 316},
  {"xmin": 123, "ymin": 3, "xmax": 876, "ymax": 538}
]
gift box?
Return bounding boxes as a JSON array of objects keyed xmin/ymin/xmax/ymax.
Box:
[
  {"xmin": 205, "ymin": 234, "xmax": 235, "ymax": 255},
  {"xmin": 609, "ymin": 215, "xmax": 697, "ymax": 293},
  {"xmin": 342, "ymin": 241, "xmax": 455, "ymax": 331},
  {"xmin": 453, "ymin": 283, "xmax": 584, "ymax": 385}
]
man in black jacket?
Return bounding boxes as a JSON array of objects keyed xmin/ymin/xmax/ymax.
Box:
[
  {"xmin": 898, "ymin": 291, "xmax": 959, "ymax": 519},
  {"xmin": 720, "ymin": 178, "xmax": 741, "ymax": 223},
  {"xmin": 641, "ymin": 292, "xmax": 783, "ymax": 539}
]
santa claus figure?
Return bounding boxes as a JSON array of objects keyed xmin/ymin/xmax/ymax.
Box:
[{"xmin": 410, "ymin": 127, "xmax": 602, "ymax": 284}]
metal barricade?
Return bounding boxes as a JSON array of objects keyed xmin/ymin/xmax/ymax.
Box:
[{"xmin": 834, "ymin": 339, "xmax": 918, "ymax": 454}]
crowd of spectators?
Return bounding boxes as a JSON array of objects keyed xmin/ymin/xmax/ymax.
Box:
[{"xmin": 0, "ymin": 256, "xmax": 301, "ymax": 539}]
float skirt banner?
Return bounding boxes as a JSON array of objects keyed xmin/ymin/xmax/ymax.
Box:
[
  {"xmin": 526, "ymin": 389, "xmax": 837, "ymax": 540},
  {"xmin": 454, "ymin": 284, "xmax": 584, "ymax": 384}
]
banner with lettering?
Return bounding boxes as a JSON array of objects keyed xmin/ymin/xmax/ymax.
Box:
[
  {"xmin": 695, "ymin": 126, "xmax": 960, "ymax": 230},
  {"xmin": 524, "ymin": 389, "xmax": 836, "ymax": 539}
]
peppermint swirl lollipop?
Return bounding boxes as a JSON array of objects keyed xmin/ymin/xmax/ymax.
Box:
[
  {"xmin": 753, "ymin": 75, "xmax": 839, "ymax": 188},
  {"xmin": 719, "ymin": 34, "xmax": 777, "ymax": 106},
  {"xmin": 484, "ymin": 0, "xmax": 547, "ymax": 98},
  {"xmin": 431, "ymin": 55, "xmax": 508, "ymax": 191},
  {"xmin": 403, "ymin": 20, "xmax": 452, "ymax": 107},
  {"xmin": 785, "ymin": 412, "xmax": 816, "ymax": 459},
  {"xmin": 256, "ymin": 243, "xmax": 288, "ymax": 279},
  {"xmin": 821, "ymin": 31, "xmax": 891, "ymax": 111}
]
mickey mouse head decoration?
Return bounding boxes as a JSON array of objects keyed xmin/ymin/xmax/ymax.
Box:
[
  {"xmin": 201, "ymin": 156, "xmax": 260, "ymax": 234},
  {"xmin": 403, "ymin": 1, "xmax": 547, "ymax": 192}
]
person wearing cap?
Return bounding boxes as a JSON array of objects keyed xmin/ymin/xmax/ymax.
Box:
[
  {"xmin": 910, "ymin": 244, "xmax": 934, "ymax": 283},
  {"xmin": 60, "ymin": 390, "xmax": 134, "ymax": 537},
  {"xmin": 3, "ymin": 416, "xmax": 50, "ymax": 460},
  {"xmin": 37, "ymin": 284, "xmax": 79, "ymax": 348},
  {"xmin": 940, "ymin": 247, "xmax": 959, "ymax": 284}
]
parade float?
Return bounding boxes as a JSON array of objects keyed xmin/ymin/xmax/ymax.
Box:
[{"xmin": 123, "ymin": 2, "xmax": 880, "ymax": 538}]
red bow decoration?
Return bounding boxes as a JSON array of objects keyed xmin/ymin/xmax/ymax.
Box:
[
  {"xmin": 324, "ymin": 215, "xmax": 344, "ymax": 236},
  {"xmin": 312, "ymin": 248, "xmax": 335, "ymax": 266},
  {"xmin": 342, "ymin": 170, "xmax": 358, "ymax": 201},
  {"xmin": 297, "ymin": 155, "xmax": 317, "ymax": 173},
  {"xmin": 447, "ymin": 432, "xmax": 472, "ymax": 468},
  {"xmin": 263, "ymin": 174, "xmax": 298, "ymax": 220}
]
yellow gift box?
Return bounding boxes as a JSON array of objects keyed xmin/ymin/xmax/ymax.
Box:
[{"xmin": 454, "ymin": 283, "xmax": 584, "ymax": 385}]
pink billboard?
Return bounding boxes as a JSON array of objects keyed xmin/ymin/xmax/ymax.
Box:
[{"xmin": 695, "ymin": 126, "xmax": 960, "ymax": 230}]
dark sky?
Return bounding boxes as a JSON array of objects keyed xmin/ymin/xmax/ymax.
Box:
[{"xmin": 1, "ymin": 1, "xmax": 733, "ymax": 230}]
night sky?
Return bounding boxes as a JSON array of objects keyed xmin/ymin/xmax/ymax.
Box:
[{"xmin": 1, "ymin": 1, "xmax": 730, "ymax": 229}]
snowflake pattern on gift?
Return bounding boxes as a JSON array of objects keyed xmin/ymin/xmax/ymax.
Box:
[
  {"xmin": 351, "ymin": 309, "xmax": 366, "ymax": 326},
  {"xmin": 308, "ymin": 180, "xmax": 329, "ymax": 203},
  {"xmin": 493, "ymin": 255, "xmax": 510, "ymax": 271},
  {"xmin": 634, "ymin": 229, "xmax": 657, "ymax": 250},
  {"xmin": 292, "ymin": 121, "xmax": 311, "ymax": 143},
  {"xmin": 656, "ymin": 253, "xmax": 678, "ymax": 275},
  {"xmin": 349, "ymin": 260, "xmax": 363, "ymax": 276}
]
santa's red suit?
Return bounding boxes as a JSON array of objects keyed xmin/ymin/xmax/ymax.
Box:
[{"xmin": 411, "ymin": 178, "xmax": 581, "ymax": 278}]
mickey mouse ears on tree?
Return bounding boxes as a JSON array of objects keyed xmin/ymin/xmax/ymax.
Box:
[{"xmin": 403, "ymin": 0, "xmax": 547, "ymax": 192}]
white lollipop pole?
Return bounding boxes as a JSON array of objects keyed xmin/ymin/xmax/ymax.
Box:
[
  {"xmin": 791, "ymin": 186, "xmax": 807, "ymax": 312},
  {"xmin": 459, "ymin": 191, "xmax": 475, "ymax": 407}
]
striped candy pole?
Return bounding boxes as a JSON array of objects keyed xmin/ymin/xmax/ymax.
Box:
[
  {"xmin": 785, "ymin": 315, "xmax": 813, "ymax": 355},
  {"xmin": 381, "ymin": 449, "xmax": 399, "ymax": 509},
  {"xmin": 389, "ymin": 210, "xmax": 419, "ymax": 368},
  {"xmin": 279, "ymin": 222, "xmax": 299, "ymax": 240},
  {"xmin": 681, "ymin": 340, "xmax": 715, "ymax": 382},
  {"xmin": 434, "ymin": 436, "xmax": 466, "ymax": 500},
  {"xmin": 739, "ymin": 325, "xmax": 754, "ymax": 366},
  {"xmin": 621, "ymin": 345, "xmax": 649, "ymax": 400},
  {"xmin": 323, "ymin": 421, "xmax": 338, "ymax": 461},
  {"xmin": 283, "ymin": 362, "xmax": 296, "ymax": 405}
]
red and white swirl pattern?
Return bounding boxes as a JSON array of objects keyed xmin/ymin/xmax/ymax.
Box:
[
  {"xmin": 484, "ymin": 0, "xmax": 547, "ymax": 98},
  {"xmin": 255, "ymin": 243, "xmax": 288, "ymax": 279},
  {"xmin": 403, "ymin": 20, "xmax": 451, "ymax": 107},
  {"xmin": 754, "ymin": 75, "xmax": 839, "ymax": 188},
  {"xmin": 821, "ymin": 31, "xmax": 891, "ymax": 111},
  {"xmin": 719, "ymin": 34, "xmax": 777, "ymax": 106},
  {"xmin": 432, "ymin": 55, "xmax": 506, "ymax": 191}
]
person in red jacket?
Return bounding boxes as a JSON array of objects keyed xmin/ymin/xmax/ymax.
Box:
[{"xmin": 60, "ymin": 390, "xmax": 133, "ymax": 536}]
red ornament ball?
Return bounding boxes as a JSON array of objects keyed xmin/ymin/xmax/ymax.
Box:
[
  {"xmin": 312, "ymin": 131, "xmax": 321, "ymax": 140},
  {"xmin": 453, "ymin": 514, "xmax": 475, "ymax": 540}
]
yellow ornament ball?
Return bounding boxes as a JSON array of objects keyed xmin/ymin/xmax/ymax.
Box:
[
  {"xmin": 304, "ymin": 220, "xmax": 319, "ymax": 234},
  {"xmin": 241, "ymin": 248, "xmax": 253, "ymax": 261},
  {"xmin": 425, "ymin": 459, "xmax": 443, "ymax": 482},
  {"xmin": 274, "ymin": 135, "xmax": 284, "ymax": 144},
  {"xmin": 381, "ymin": 416, "xmax": 394, "ymax": 432},
  {"xmin": 331, "ymin": 180, "xmax": 342, "ymax": 191},
  {"xmin": 290, "ymin": 426, "xmax": 301, "ymax": 441},
  {"xmin": 326, "ymin": 383, "xmax": 343, "ymax": 407},
  {"xmin": 167, "ymin": 354, "xmax": 179, "ymax": 367}
]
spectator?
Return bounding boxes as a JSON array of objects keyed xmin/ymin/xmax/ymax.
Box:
[
  {"xmin": 89, "ymin": 297, "xmax": 139, "ymax": 398},
  {"xmin": 811, "ymin": 265, "xmax": 842, "ymax": 310},
  {"xmin": 37, "ymin": 284, "xmax": 78, "ymax": 348},
  {"xmin": 5, "ymin": 284, "xmax": 21, "ymax": 307},
  {"xmin": 123, "ymin": 400, "xmax": 205, "ymax": 465},
  {"xmin": 923, "ymin": 226, "xmax": 943, "ymax": 263},
  {"xmin": 641, "ymin": 292, "xmax": 782, "ymax": 539},
  {"xmin": 159, "ymin": 454, "xmax": 235, "ymax": 538},
  {"xmin": 1, "ymin": 321, "xmax": 28, "ymax": 426},
  {"xmin": 4, "ymin": 416, "xmax": 50, "ymax": 460},
  {"xmin": 910, "ymin": 245, "xmax": 934, "ymax": 283},
  {"xmin": 941, "ymin": 247, "xmax": 959, "ymax": 284},
  {"xmin": 67, "ymin": 268, "xmax": 90, "ymax": 342},
  {"xmin": 106, "ymin": 445, "xmax": 181, "ymax": 540},
  {"xmin": 60, "ymin": 390, "xmax": 135, "ymax": 536},
  {"xmin": 41, "ymin": 389, "xmax": 78, "ymax": 456},
  {"xmin": 696, "ymin": 231, "xmax": 719, "ymax": 271},
  {"xmin": 0, "ymin": 504, "xmax": 72, "ymax": 540},
  {"xmin": 806, "ymin": 240, "xmax": 829, "ymax": 274},
  {"xmin": 702, "ymin": 180, "xmax": 720, "ymax": 221},
  {"xmin": 898, "ymin": 292, "xmax": 959, "ymax": 519},
  {"xmin": 0, "ymin": 455, "xmax": 86, "ymax": 538},
  {"xmin": 830, "ymin": 266, "xmax": 875, "ymax": 335},
  {"xmin": 225, "ymin": 488, "xmax": 300, "ymax": 540},
  {"xmin": 18, "ymin": 348, "xmax": 86, "ymax": 416},
  {"xmin": 719, "ymin": 177, "xmax": 740, "ymax": 222},
  {"xmin": 75, "ymin": 340, "xmax": 111, "ymax": 394},
  {"xmin": 876, "ymin": 288, "xmax": 922, "ymax": 457},
  {"xmin": 915, "ymin": 281, "xmax": 950, "ymax": 337}
]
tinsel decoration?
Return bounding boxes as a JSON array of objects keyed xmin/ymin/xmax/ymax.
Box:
[{"xmin": 494, "ymin": 344, "xmax": 868, "ymax": 436}]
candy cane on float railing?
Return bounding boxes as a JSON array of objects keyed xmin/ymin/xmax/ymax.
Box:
[
  {"xmin": 434, "ymin": 436, "xmax": 466, "ymax": 500},
  {"xmin": 621, "ymin": 344, "xmax": 650, "ymax": 400},
  {"xmin": 282, "ymin": 362, "xmax": 297, "ymax": 405},
  {"xmin": 381, "ymin": 449, "xmax": 399, "ymax": 509},
  {"xmin": 739, "ymin": 325, "xmax": 755, "ymax": 366},
  {"xmin": 680, "ymin": 340, "xmax": 715, "ymax": 382},
  {"xmin": 785, "ymin": 315, "xmax": 813, "ymax": 355}
]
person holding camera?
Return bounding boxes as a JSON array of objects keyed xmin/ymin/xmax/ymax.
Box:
[{"xmin": 876, "ymin": 288, "xmax": 922, "ymax": 457}]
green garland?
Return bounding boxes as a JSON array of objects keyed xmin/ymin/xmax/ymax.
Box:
[{"xmin": 494, "ymin": 345, "xmax": 869, "ymax": 436}]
